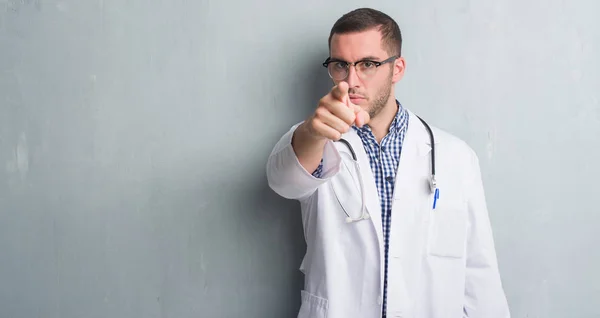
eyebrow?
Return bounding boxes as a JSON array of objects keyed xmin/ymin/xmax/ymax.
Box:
[
  {"xmin": 330, "ymin": 55, "xmax": 383, "ymax": 62},
  {"xmin": 359, "ymin": 56, "xmax": 382, "ymax": 61}
]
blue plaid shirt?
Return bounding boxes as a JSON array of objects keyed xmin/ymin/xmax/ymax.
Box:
[{"xmin": 312, "ymin": 101, "xmax": 409, "ymax": 317}]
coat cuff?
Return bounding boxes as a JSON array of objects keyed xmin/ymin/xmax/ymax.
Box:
[{"xmin": 266, "ymin": 124, "xmax": 342, "ymax": 200}]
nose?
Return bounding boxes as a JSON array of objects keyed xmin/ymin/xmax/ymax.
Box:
[{"xmin": 346, "ymin": 64, "xmax": 361, "ymax": 88}]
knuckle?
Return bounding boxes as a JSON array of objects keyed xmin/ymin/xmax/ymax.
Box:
[
  {"xmin": 317, "ymin": 97, "xmax": 329, "ymax": 109},
  {"xmin": 315, "ymin": 107, "xmax": 327, "ymax": 118},
  {"xmin": 332, "ymin": 101, "xmax": 346, "ymax": 113},
  {"xmin": 343, "ymin": 112, "xmax": 355, "ymax": 124},
  {"xmin": 308, "ymin": 118, "xmax": 320, "ymax": 131}
]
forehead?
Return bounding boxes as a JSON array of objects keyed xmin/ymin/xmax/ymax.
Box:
[{"xmin": 330, "ymin": 29, "xmax": 387, "ymax": 60}]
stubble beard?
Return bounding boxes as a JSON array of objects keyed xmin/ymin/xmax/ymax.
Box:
[{"xmin": 367, "ymin": 75, "xmax": 393, "ymax": 120}]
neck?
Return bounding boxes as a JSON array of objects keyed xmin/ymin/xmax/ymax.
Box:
[{"xmin": 368, "ymin": 96, "xmax": 399, "ymax": 143}]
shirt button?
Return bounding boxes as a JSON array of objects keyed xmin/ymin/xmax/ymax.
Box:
[{"xmin": 385, "ymin": 176, "xmax": 394, "ymax": 183}]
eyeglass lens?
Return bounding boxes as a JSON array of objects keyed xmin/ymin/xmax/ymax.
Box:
[{"xmin": 328, "ymin": 61, "xmax": 378, "ymax": 80}]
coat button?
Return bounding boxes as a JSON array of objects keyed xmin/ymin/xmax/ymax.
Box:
[{"xmin": 377, "ymin": 296, "xmax": 382, "ymax": 305}]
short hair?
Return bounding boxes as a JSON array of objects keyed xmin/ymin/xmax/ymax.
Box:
[{"xmin": 328, "ymin": 8, "xmax": 403, "ymax": 56}]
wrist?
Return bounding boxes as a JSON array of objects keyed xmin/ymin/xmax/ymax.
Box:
[
  {"xmin": 298, "ymin": 121, "xmax": 327, "ymax": 145},
  {"xmin": 292, "ymin": 121, "xmax": 327, "ymax": 153}
]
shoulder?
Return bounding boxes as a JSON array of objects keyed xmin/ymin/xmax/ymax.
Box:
[
  {"xmin": 406, "ymin": 110, "xmax": 480, "ymax": 167},
  {"xmin": 431, "ymin": 129, "xmax": 484, "ymax": 190},
  {"xmin": 432, "ymin": 126, "xmax": 475, "ymax": 155},
  {"xmin": 412, "ymin": 118, "xmax": 485, "ymax": 194}
]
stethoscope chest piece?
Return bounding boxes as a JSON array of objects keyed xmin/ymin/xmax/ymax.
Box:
[{"xmin": 429, "ymin": 175, "xmax": 437, "ymax": 194}]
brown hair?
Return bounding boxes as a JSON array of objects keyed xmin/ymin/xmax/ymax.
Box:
[{"xmin": 328, "ymin": 8, "xmax": 403, "ymax": 56}]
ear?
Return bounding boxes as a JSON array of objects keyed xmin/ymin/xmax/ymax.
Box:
[{"xmin": 392, "ymin": 56, "xmax": 406, "ymax": 83}]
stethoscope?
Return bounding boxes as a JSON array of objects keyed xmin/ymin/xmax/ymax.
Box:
[{"xmin": 336, "ymin": 115, "xmax": 437, "ymax": 223}]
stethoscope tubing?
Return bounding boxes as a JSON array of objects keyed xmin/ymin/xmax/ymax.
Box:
[{"xmin": 336, "ymin": 116, "xmax": 436, "ymax": 222}]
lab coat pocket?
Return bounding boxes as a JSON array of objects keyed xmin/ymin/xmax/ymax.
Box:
[
  {"xmin": 428, "ymin": 204, "xmax": 467, "ymax": 259},
  {"xmin": 298, "ymin": 290, "xmax": 328, "ymax": 318}
]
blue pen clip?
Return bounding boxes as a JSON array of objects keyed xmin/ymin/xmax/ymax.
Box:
[{"xmin": 432, "ymin": 188, "xmax": 440, "ymax": 209}]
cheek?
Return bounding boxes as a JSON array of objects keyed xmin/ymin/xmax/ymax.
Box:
[{"xmin": 369, "ymin": 79, "xmax": 387, "ymax": 96}]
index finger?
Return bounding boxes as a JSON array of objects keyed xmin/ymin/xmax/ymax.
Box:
[{"xmin": 330, "ymin": 81, "xmax": 349, "ymax": 104}]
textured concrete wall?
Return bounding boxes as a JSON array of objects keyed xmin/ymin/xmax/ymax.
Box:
[{"xmin": 1, "ymin": 0, "xmax": 599, "ymax": 317}]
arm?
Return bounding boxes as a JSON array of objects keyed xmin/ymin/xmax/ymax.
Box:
[
  {"xmin": 266, "ymin": 82, "xmax": 369, "ymax": 201},
  {"xmin": 291, "ymin": 120, "xmax": 329, "ymax": 176},
  {"xmin": 463, "ymin": 151, "xmax": 511, "ymax": 318},
  {"xmin": 266, "ymin": 123, "xmax": 342, "ymax": 201}
]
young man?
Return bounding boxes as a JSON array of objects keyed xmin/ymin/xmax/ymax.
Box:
[{"xmin": 266, "ymin": 8, "xmax": 510, "ymax": 318}]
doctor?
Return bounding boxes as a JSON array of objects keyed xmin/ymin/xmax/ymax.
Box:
[{"xmin": 266, "ymin": 7, "xmax": 510, "ymax": 318}]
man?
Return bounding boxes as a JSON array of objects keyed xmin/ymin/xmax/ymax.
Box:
[{"xmin": 266, "ymin": 8, "xmax": 510, "ymax": 318}]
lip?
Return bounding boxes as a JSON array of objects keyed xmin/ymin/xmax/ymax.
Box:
[{"xmin": 349, "ymin": 94, "xmax": 365, "ymax": 103}]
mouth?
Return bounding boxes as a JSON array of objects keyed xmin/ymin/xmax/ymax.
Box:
[{"xmin": 349, "ymin": 94, "xmax": 366, "ymax": 103}]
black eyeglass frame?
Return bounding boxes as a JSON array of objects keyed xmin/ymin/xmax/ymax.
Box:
[{"xmin": 322, "ymin": 55, "xmax": 399, "ymax": 74}]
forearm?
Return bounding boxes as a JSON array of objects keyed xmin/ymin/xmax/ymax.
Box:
[{"xmin": 291, "ymin": 122, "xmax": 328, "ymax": 175}]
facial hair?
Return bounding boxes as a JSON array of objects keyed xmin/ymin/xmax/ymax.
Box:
[{"xmin": 366, "ymin": 73, "xmax": 393, "ymax": 120}]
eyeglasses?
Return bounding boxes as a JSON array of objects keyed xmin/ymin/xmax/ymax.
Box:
[{"xmin": 322, "ymin": 55, "xmax": 398, "ymax": 81}]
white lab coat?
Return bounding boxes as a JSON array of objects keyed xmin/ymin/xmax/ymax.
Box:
[{"xmin": 266, "ymin": 109, "xmax": 510, "ymax": 318}]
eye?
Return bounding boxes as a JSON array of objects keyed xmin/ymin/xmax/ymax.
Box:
[
  {"xmin": 332, "ymin": 62, "xmax": 348, "ymax": 71},
  {"xmin": 361, "ymin": 61, "xmax": 376, "ymax": 68}
]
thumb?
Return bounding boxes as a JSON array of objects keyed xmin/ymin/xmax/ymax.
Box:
[{"xmin": 352, "ymin": 105, "xmax": 370, "ymax": 127}]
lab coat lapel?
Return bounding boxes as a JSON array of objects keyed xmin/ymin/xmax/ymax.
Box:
[
  {"xmin": 390, "ymin": 110, "xmax": 438, "ymax": 309},
  {"xmin": 394, "ymin": 110, "xmax": 434, "ymax": 207},
  {"xmin": 340, "ymin": 130, "xmax": 384, "ymax": 250}
]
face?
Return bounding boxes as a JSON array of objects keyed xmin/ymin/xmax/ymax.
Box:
[{"xmin": 329, "ymin": 29, "xmax": 405, "ymax": 119}]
